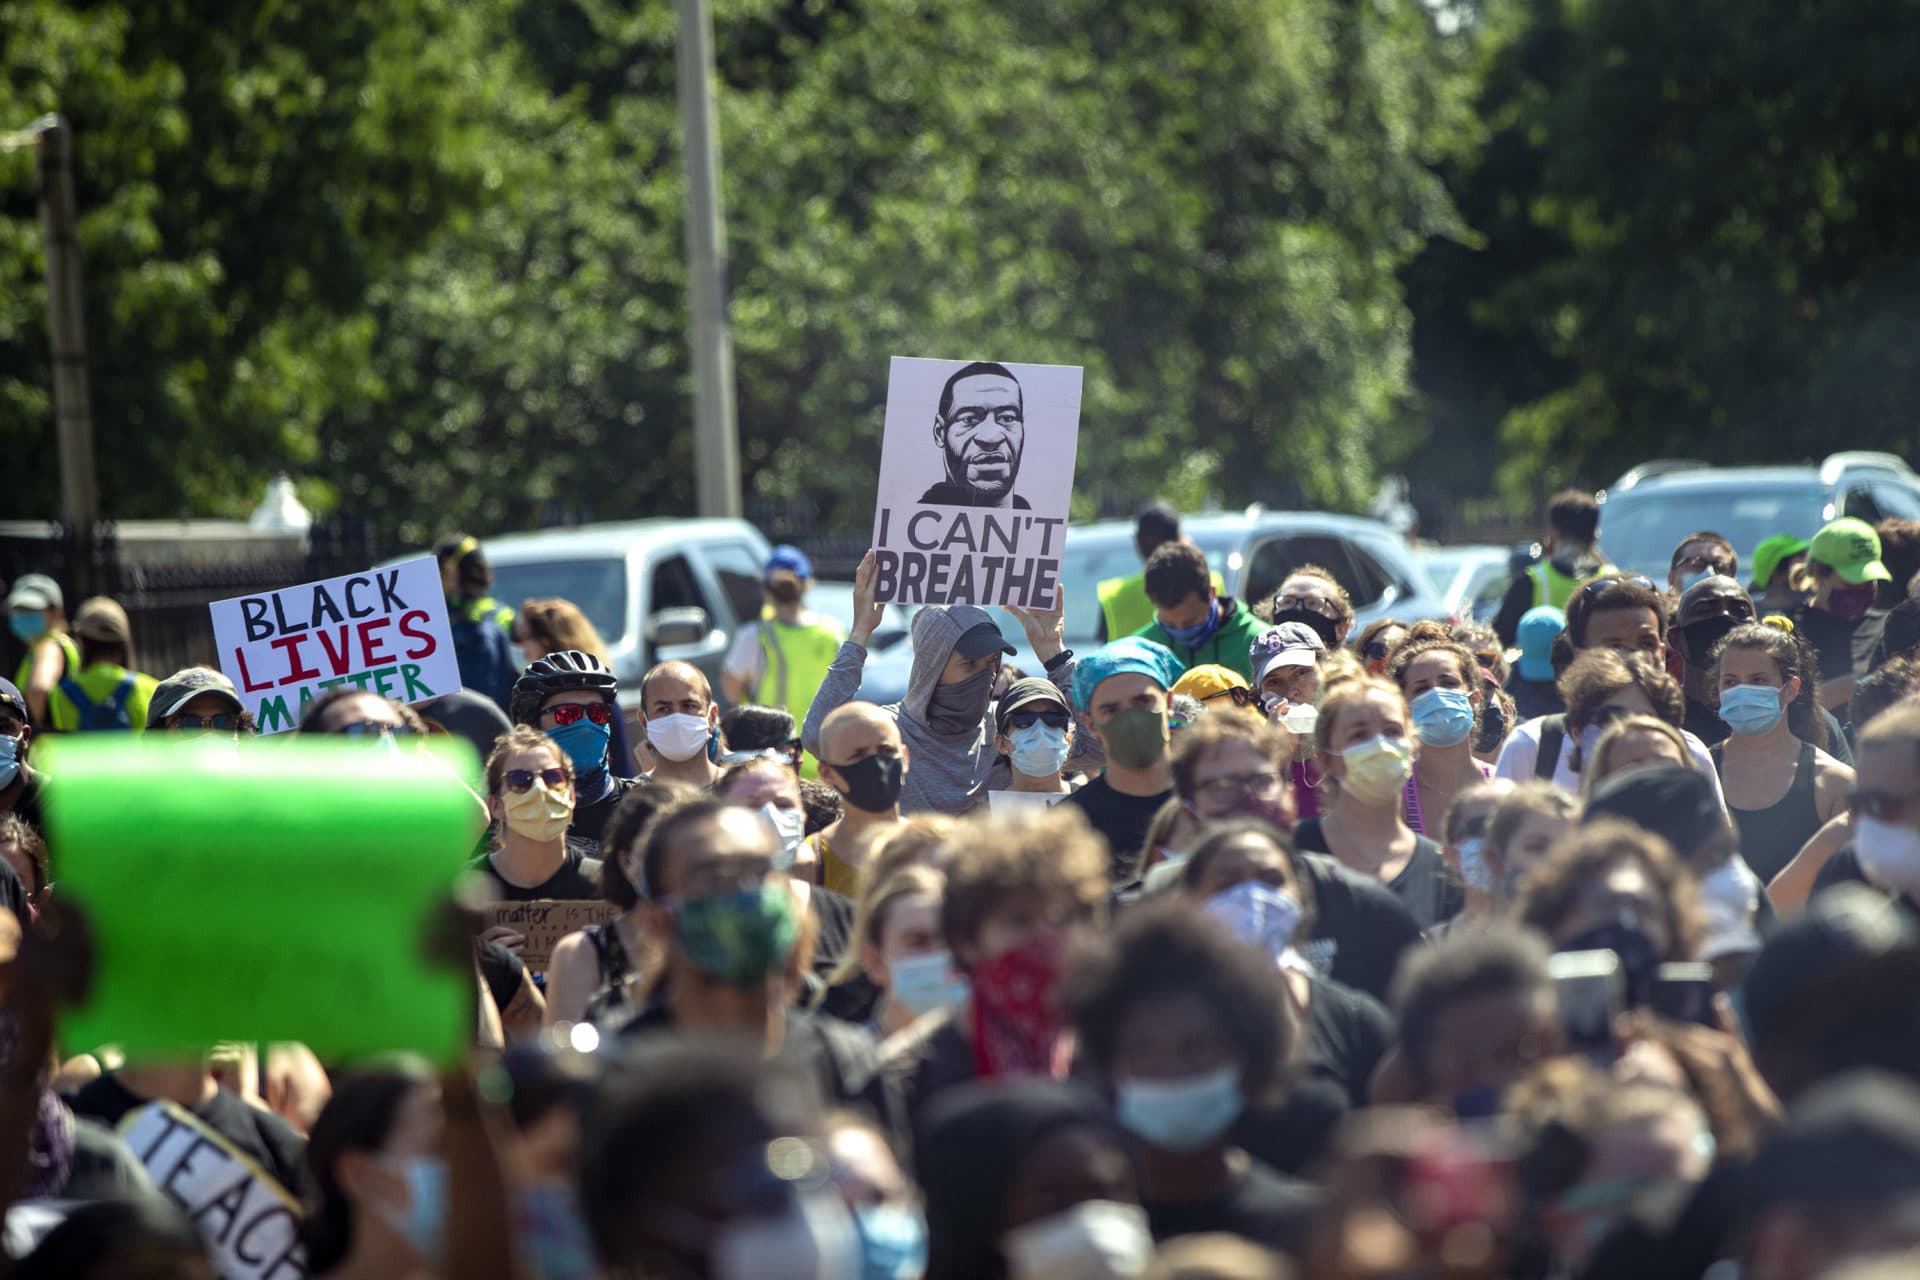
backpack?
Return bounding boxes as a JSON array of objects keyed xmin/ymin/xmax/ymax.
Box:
[
  {"xmin": 1534, "ymin": 714, "xmax": 1567, "ymax": 781},
  {"xmin": 58, "ymin": 673, "xmax": 137, "ymax": 731}
]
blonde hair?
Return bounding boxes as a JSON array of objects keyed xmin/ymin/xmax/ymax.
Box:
[
  {"xmin": 516, "ymin": 598, "xmax": 612, "ymax": 665},
  {"xmin": 859, "ymin": 814, "xmax": 959, "ymax": 898},
  {"xmin": 1311, "ymin": 675, "xmax": 1408, "ymax": 797},
  {"xmin": 1581, "ymin": 714, "xmax": 1690, "ymax": 798},
  {"xmin": 941, "ymin": 807, "xmax": 1110, "ymax": 959},
  {"xmin": 831, "ymin": 864, "xmax": 945, "ymax": 986}
]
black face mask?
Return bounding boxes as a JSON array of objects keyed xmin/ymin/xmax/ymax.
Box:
[
  {"xmin": 1681, "ymin": 614, "xmax": 1743, "ymax": 668},
  {"xmin": 829, "ymin": 752, "xmax": 906, "ymax": 814},
  {"xmin": 1271, "ymin": 606, "xmax": 1339, "ymax": 647},
  {"xmin": 1559, "ymin": 919, "xmax": 1663, "ymax": 1009}
]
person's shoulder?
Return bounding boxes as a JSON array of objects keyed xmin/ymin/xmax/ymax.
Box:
[
  {"xmin": 1311, "ymin": 973, "xmax": 1393, "ymax": 1031},
  {"xmin": 66, "ymin": 1074, "xmax": 135, "ymax": 1126},
  {"xmin": 1679, "ymin": 729, "xmax": 1714, "ymax": 761},
  {"xmin": 880, "ymin": 1006, "xmax": 962, "ymax": 1074}
]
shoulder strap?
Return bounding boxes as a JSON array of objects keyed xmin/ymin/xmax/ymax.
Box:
[
  {"xmin": 1534, "ymin": 715, "xmax": 1566, "ymax": 781},
  {"xmin": 1709, "ymin": 741, "xmax": 1728, "ymax": 780}
]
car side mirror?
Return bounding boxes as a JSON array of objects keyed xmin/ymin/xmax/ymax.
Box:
[{"xmin": 648, "ymin": 607, "xmax": 711, "ymax": 649}]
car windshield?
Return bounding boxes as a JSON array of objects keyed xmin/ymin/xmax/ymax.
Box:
[
  {"xmin": 488, "ymin": 558, "xmax": 629, "ymax": 644},
  {"xmin": 1057, "ymin": 529, "xmax": 1236, "ymax": 645},
  {"xmin": 1599, "ymin": 483, "xmax": 1829, "ymax": 579}
]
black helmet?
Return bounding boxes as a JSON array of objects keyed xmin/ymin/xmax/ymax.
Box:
[{"xmin": 510, "ymin": 650, "xmax": 619, "ymax": 726}]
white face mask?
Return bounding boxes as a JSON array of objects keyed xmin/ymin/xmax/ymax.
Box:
[
  {"xmin": 1856, "ymin": 817, "xmax": 1920, "ymax": 897},
  {"xmin": 648, "ymin": 712, "xmax": 712, "ymax": 763},
  {"xmin": 760, "ymin": 802, "xmax": 807, "ymax": 870},
  {"xmin": 712, "ymin": 1193, "xmax": 859, "ymax": 1280},
  {"xmin": 1001, "ymin": 1200, "xmax": 1154, "ymax": 1280},
  {"xmin": 1456, "ymin": 836, "xmax": 1498, "ymax": 894}
]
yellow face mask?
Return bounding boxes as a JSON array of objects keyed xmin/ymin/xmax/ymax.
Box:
[{"xmin": 502, "ymin": 780, "xmax": 573, "ymax": 842}]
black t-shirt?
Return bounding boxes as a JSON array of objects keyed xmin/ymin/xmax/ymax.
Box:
[
  {"xmin": 1062, "ymin": 778, "xmax": 1174, "ymax": 882},
  {"xmin": 1233, "ymin": 1077, "xmax": 1348, "ymax": 1181},
  {"xmin": 1292, "ymin": 821, "xmax": 1461, "ymax": 932},
  {"xmin": 471, "ymin": 837, "xmax": 605, "ymax": 901},
  {"xmin": 1293, "ymin": 853, "xmax": 1426, "ymax": 1002},
  {"xmin": 67, "ymin": 1075, "xmax": 314, "ymax": 1202},
  {"xmin": 475, "ymin": 938, "xmax": 527, "ymax": 1012},
  {"xmin": 883, "ymin": 1008, "xmax": 977, "ymax": 1130},
  {"xmin": 1144, "ymin": 1158, "xmax": 1320, "ymax": 1257},
  {"xmin": 1306, "ymin": 976, "xmax": 1395, "ymax": 1109},
  {"xmin": 1792, "ymin": 604, "xmax": 1887, "ymax": 691},
  {"xmin": 568, "ymin": 772, "xmax": 644, "ymax": 847},
  {"xmin": 2, "ymin": 766, "xmax": 46, "ymax": 836}
]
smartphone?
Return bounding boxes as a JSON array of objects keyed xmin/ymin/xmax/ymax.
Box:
[
  {"xmin": 1652, "ymin": 962, "xmax": 1717, "ymax": 1027},
  {"xmin": 1549, "ymin": 949, "xmax": 1624, "ymax": 1057}
]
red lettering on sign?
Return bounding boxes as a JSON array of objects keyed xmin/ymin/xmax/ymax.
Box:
[
  {"xmin": 270, "ymin": 634, "xmax": 321, "ymax": 686},
  {"xmin": 315, "ymin": 626, "xmax": 354, "ymax": 677},
  {"xmin": 398, "ymin": 610, "xmax": 437, "ymax": 660},
  {"xmin": 358, "ymin": 617, "xmax": 394, "ymax": 665},
  {"xmin": 231, "ymin": 648, "xmax": 272, "ymax": 694}
]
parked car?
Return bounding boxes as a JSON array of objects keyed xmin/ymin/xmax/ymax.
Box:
[
  {"xmin": 1416, "ymin": 544, "xmax": 1517, "ymax": 625},
  {"xmin": 811, "ymin": 583, "xmax": 1043, "ymax": 707},
  {"xmin": 473, "ymin": 519, "xmax": 772, "ymax": 708},
  {"xmin": 1056, "ymin": 509, "xmax": 1450, "ymax": 650},
  {"xmin": 1596, "ymin": 452, "xmax": 1920, "ymax": 582}
]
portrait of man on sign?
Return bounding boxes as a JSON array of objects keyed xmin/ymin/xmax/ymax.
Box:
[{"xmin": 918, "ymin": 361, "xmax": 1032, "ymax": 509}]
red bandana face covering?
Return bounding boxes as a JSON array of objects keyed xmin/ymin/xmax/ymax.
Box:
[{"xmin": 969, "ymin": 931, "xmax": 1074, "ymax": 1080}]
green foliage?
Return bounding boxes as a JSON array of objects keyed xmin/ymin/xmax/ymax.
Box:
[{"xmin": 1, "ymin": 0, "xmax": 1476, "ymax": 544}]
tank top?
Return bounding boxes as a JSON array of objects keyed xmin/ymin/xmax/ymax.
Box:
[{"xmin": 1711, "ymin": 740, "xmax": 1821, "ymax": 884}]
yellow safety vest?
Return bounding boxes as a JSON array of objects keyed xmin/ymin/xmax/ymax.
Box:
[
  {"xmin": 1097, "ymin": 575, "xmax": 1155, "ymax": 644},
  {"xmin": 456, "ymin": 595, "xmax": 515, "ymax": 631},
  {"xmin": 48, "ymin": 661, "xmax": 158, "ymax": 733},
  {"xmin": 14, "ymin": 631, "xmax": 80, "ymax": 704},
  {"xmin": 755, "ymin": 617, "xmax": 843, "ymax": 778}
]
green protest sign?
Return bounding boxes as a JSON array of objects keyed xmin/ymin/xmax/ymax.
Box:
[{"xmin": 43, "ymin": 737, "xmax": 481, "ymax": 1064}]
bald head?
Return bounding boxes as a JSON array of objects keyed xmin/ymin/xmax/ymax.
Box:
[
  {"xmin": 820, "ymin": 702, "xmax": 901, "ymax": 767},
  {"xmin": 641, "ymin": 661, "xmax": 712, "ymax": 715}
]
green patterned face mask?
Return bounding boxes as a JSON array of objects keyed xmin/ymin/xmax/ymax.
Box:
[{"xmin": 674, "ymin": 881, "xmax": 800, "ymax": 988}]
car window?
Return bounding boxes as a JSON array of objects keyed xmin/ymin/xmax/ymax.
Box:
[
  {"xmin": 650, "ymin": 554, "xmax": 703, "ymax": 618},
  {"xmin": 1344, "ymin": 543, "xmax": 1399, "ymax": 609},
  {"xmin": 1871, "ymin": 482, "xmax": 1920, "ymax": 522},
  {"xmin": 1842, "ymin": 486, "xmax": 1884, "ymax": 524},
  {"xmin": 1056, "ymin": 531, "xmax": 1232, "ymax": 645},
  {"xmin": 700, "ymin": 541, "xmax": 768, "ymax": 627},
  {"xmin": 1598, "ymin": 483, "xmax": 1828, "ymax": 579},
  {"xmin": 1244, "ymin": 535, "xmax": 1360, "ymax": 610},
  {"xmin": 488, "ymin": 558, "xmax": 629, "ymax": 645}
]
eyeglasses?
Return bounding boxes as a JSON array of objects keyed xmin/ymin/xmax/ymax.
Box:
[
  {"xmin": 1003, "ymin": 708, "xmax": 1071, "ymax": 731},
  {"xmin": 172, "ymin": 713, "xmax": 238, "ymax": 732},
  {"xmin": 1195, "ymin": 770, "xmax": 1284, "ymax": 803},
  {"xmin": 1474, "ymin": 651, "xmax": 1500, "ymax": 670},
  {"xmin": 1675, "ymin": 554, "xmax": 1735, "ymax": 577},
  {"xmin": 1850, "ymin": 790, "xmax": 1918, "ymax": 824},
  {"xmin": 1199, "ymin": 688, "xmax": 1259, "ymax": 710},
  {"xmin": 546, "ymin": 701, "xmax": 614, "ymax": 727},
  {"xmin": 336, "ymin": 720, "xmax": 421, "ymax": 738},
  {"xmin": 1274, "ymin": 594, "xmax": 1338, "ymax": 617},
  {"xmin": 1577, "ymin": 575, "xmax": 1657, "ymax": 604},
  {"xmin": 503, "ymin": 767, "xmax": 569, "ymax": 794},
  {"xmin": 1364, "ymin": 639, "xmax": 1394, "ymax": 661}
]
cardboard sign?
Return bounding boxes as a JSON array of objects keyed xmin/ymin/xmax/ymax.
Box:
[
  {"xmin": 987, "ymin": 790, "xmax": 1070, "ymax": 813},
  {"xmin": 121, "ymin": 1101, "xmax": 307, "ymax": 1280},
  {"xmin": 210, "ymin": 557, "xmax": 459, "ymax": 734},
  {"xmin": 870, "ymin": 357, "xmax": 1082, "ymax": 609},
  {"xmin": 482, "ymin": 900, "xmax": 620, "ymax": 973},
  {"xmin": 44, "ymin": 738, "xmax": 477, "ymax": 1065}
]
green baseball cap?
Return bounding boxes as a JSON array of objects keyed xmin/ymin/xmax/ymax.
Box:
[
  {"xmin": 1809, "ymin": 518, "xmax": 1891, "ymax": 585},
  {"xmin": 1749, "ymin": 534, "xmax": 1811, "ymax": 591}
]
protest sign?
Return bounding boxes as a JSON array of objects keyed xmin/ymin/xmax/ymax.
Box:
[
  {"xmin": 44, "ymin": 738, "xmax": 478, "ymax": 1065},
  {"xmin": 987, "ymin": 790, "xmax": 1070, "ymax": 814},
  {"xmin": 870, "ymin": 357, "xmax": 1082, "ymax": 610},
  {"xmin": 210, "ymin": 557, "xmax": 459, "ymax": 734},
  {"xmin": 122, "ymin": 1101, "xmax": 306, "ymax": 1280},
  {"xmin": 483, "ymin": 900, "xmax": 620, "ymax": 973}
]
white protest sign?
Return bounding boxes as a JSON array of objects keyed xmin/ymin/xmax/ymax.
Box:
[
  {"xmin": 987, "ymin": 790, "xmax": 1069, "ymax": 813},
  {"xmin": 121, "ymin": 1101, "xmax": 307, "ymax": 1280},
  {"xmin": 211, "ymin": 557, "xmax": 460, "ymax": 734},
  {"xmin": 870, "ymin": 357, "xmax": 1082, "ymax": 610}
]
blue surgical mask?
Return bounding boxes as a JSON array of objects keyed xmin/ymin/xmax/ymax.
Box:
[
  {"xmin": 888, "ymin": 949, "xmax": 969, "ymax": 1017},
  {"xmin": 548, "ymin": 718, "xmax": 610, "ymax": 775},
  {"xmin": 1718, "ymin": 683, "xmax": 1786, "ymax": 736},
  {"xmin": 0, "ymin": 736, "xmax": 18, "ymax": 790},
  {"xmin": 854, "ymin": 1203, "xmax": 928, "ymax": 1280},
  {"xmin": 1161, "ymin": 600, "xmax": 1220, "ymax": 648},
  {"xmin": 377, "ymin": 1155, "xmax": 447, "ymax": 1263},
  {"xmin": 1007, "ymin": 721, "xmax": 1070, "ymax": 777},
  {"xmin": 1115, "ymin": 1065, "xmax": 1243, "ymax": 1152},
  {"xmin": 1205, "ymin": 881, "xmax": 1301, "ymax": 962},
  {"xmin": 1678, "ymin": 567, "xmax": 1713, "ymax": 594},
  {"xmin": 7, "ymin": 612, "xmax": 43, "ymax": 644},
  {"xmin": 1410, "ymin": 687, "xmax": 1475, "ymax": 748}
]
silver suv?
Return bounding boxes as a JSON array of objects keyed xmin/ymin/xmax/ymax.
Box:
[{"xmin": 1596, "ymin": 452, "xmax": 1920, "ymax": 581}]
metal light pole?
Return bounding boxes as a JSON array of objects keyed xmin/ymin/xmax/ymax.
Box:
[
  {"xmin": 3, "ymin": 114, "xmax": 98, "ymax": 528},
  {"xmin": 674, "ymin": 0, "xmax": 743, "ymax": 520}
]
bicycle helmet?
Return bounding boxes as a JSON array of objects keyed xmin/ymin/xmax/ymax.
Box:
[{"xmin": 510, "ymin": 650, "xmax": 620, "ymax": 726}]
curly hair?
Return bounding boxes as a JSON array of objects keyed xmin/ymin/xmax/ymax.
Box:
[
  {"xmin": 1063, "ymin": 897, "xmax": 1297, "ymax": 1104},
  {"xmin": 1386, "ymin": 633, "xmax": 1483, "ymax": 719},
  {"xmin": 1559, "ymin": 650, "xmax": 1685, "ymax": 760},
  {"xmin": 1565, "ymin": 574, "xmax": 1669, "ymax": 649},
  {"xmin": 941, "ymin": 807, "xmax": 1109, "ymax": 966},
  {"xmin": 1486, "ymin": 783, "xmax": 1580, "ymax": 889},
  {"xmin": 1582, "ymin": 715, "xmax": 1690, "ymax": 798},
  {"xmin": 1170, "ymin": 713, "xmax": 1293, "ymax": 803},
  {"xmin": 1355, "ymin": 617, "xmax": 1410, "ymax": 663},
  {"xmin": 1257, "ymin": 564, "xmax": 1354, "ymax": 629},
  {"xmin": 1516, "ymin": 819, "xmax": 1705, "ymax": 963},
  {"xmin": 1709, "ymin": 621, "xmax": 1827, "ymax": 751},
  {"xmin": 861, "ymin": 814, "xmax": 959, "ymax": 898}
]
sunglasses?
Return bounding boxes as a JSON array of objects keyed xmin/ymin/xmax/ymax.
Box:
[
  {"xmin": 503, "ymin": 767, "xmax": 569, "ymax": 794},
  {"xmin": 1578, "ymin": 575, "xmax": 1658, "ymax": 603},
  {"xmin": 336, "ymin": 720, "xmax": 421, "ymax": 738},
  {"xmin": 719, "ymin": 743, "xmax": 802, "ymax": 768},
  {"xmin": 1201, "ymin": 687, "xmax": 1260, "ymax": 710},
  {"xmin": 172, "ymin": 713, "xmax": 238, "ymax": 732},
  {"xmin": 1003, "ymin": 708, "xmax": 1071, "ymax": 731},
  {"xmin": 1850, "ymin": 790, "xmax": 1918, "ymax": 824},
  {"xmin": 1364, "ymin": 639, "xmax": 1394, "ymax": 661},
  {"xmin": 1675, "ymin": 554, "xmax": 1735, "ymax": 576},
  {"xmin": 1275, "ymin": 595, "xmax": 1338, "ymax": 617},
  {"xmin": 546, "ymin": 701, "xmax": 614, "ymax": 727}
]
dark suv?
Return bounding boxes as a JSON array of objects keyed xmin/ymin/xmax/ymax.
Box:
[{"xmin": 1596, "ymin": 453, "xmax": 1920, "ymax": 580}]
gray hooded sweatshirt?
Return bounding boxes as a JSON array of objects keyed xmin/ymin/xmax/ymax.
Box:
[{"xmin": 802, "ymin": 606, "xmax": 1076, "ymax": 816}]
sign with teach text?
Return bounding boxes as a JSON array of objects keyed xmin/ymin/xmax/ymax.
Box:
[
  {"xmin": 210, "ymin": 557, "xmax": 459, "ymax": 733},
  {"xmin": 121, "ymin": 1101, "xmax": 307, "ymax": 1280},
  {"xmin": 870, "ymin": 357, "xmax": 1082, "ymax": 610}
]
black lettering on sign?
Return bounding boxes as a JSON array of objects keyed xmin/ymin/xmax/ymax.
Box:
[
  {"xmin": 311, "ymin": 584, "xmax": 345, "ymax": 629},
  {"xmin": 194, "ymin": 1168, "xmax": 257, "ymax": 1246},
  {"xmin": 375, "ymin": 569, "xmax": 408, "ymax": 613},
  {"xmin": 982, "ymin": 513, "xmax": 1019, "ymax": 555},
  {"xmin": 907, "ymin": 510, "xmax": 943, "ymax": 551},
  {"xmin": 343, "ymin": 576, "xmax": 377, "ymax": 619},
  {"xmin": 241, "ymin": 597, "xmax": 275, "ymax": 644}
]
